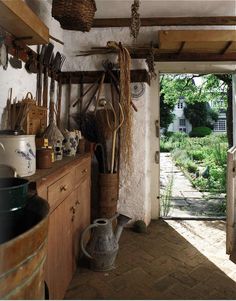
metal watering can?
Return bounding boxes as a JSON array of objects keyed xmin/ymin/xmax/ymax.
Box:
[{"xmin": 80, "ymin": 213, "xmax": 132, "ymax": 271}]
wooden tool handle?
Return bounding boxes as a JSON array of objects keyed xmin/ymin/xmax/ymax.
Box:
[
  {"xmin": 37, "ymin": 63, "xmax": 43, "ymax": 106},
  {"xmin": 57, "ymin": 78, "xmax": 62, "ymax": 129},
  {"xmin": 43, "ymin": 67, "xmax": 48, "ymax": 108}
]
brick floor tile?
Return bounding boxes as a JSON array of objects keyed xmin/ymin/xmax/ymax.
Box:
[
  {"xmin": 152, "ymin": 275, "xmax": 178, "ymax": 292},
  {"xmin": 64, "ymin": 220, "xmax": 236, "ymax": 300},
  {"xmin": 189, "ymin": 266, "xmax": 215, "ymax": 282},
  {"xmin": 170, "ymin": 270, "xmax": 197, "ymax": 287}
]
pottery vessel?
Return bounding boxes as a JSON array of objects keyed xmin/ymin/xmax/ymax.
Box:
[
  {"xmin": 54, "ymin": 139, "xmax": 63, "ymax": 161},
  {"xmin": 63, "ymin": 130, "xmax": 79, "ymax": 156},
  {"xmin": 36, "ymin": 148, "xmax": 52, "ymax": 169},
  {"xmin": 0, "ymin": 135, "xmax": 36, "ymax": 177}
]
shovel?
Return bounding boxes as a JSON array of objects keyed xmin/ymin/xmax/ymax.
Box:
[
  {"xmin": 36, "ymin": 45, "xmax": 45, "ymax": 106},
  {"xmin": 42, "ymin": 43, "xmax": 54, "ymax": 109}
]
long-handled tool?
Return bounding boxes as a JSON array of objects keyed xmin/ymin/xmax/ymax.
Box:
[
  {"xmin": 102, "ymin": 60, "xmax": 138, "ymax": 112},
  {"xmin": 55, "ymin": 52, "xmax": 66, "ymax": 129},
  {"xmin": 37, "ymin": 45, "xmax": 45, "ymax": 106},
  {"xmin": 105, "ymin": 100, "xmax": 124, "ymax": 173},
  {"xmin": 7, "ymin": 88, "xmax": 12, "ymax": 129},
  {"xmin": 42, "ymin": 43, "xmax": 54, "ymax": 109},
  {"xmin": 71, "ymin": 74, "xmax": 103, "ymax": 108}
]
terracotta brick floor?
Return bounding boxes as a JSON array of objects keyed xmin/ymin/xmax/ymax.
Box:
[{"xmin": 64, "ymin": 220, "xmax": 236, "ymax": 300}]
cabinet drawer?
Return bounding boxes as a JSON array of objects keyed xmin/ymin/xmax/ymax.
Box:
[
  {"xmin": 48, "ymin": 171, "xmax": 74, "ymax": 209},
  {"xmin": 75, "ymin": 159, "xmax": 90, "ymax": 184}
]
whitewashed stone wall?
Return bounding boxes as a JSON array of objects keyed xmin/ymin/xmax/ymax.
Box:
[
  {"xmin": 0, "ymin": 0, "xmax": 63, "ymax": 127},
  {"xmin": 0, "ymin": 2, "xmax": 160, "ymax": 225}
]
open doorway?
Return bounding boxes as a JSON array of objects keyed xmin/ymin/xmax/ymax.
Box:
[
  {"xmin": 153, "ymin": 67, "xmax": 236, "ymax": 278},
  {"xmin": 159, "ymin": 73, "xmax": 230, "ymax": 220}
]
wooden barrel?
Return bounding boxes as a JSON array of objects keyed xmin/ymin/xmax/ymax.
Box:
[
  {"xmin": 98, "ymin": 173, "xmax": 118, "ymax": 218},
  {"xmin": 0, "ymin": 196, "xmax": 49, "ymax": 300}
]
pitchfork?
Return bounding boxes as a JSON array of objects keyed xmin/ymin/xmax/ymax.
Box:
[{"xmin": 105, "ymin": 100, "xmax": 124, "ymax": 173}]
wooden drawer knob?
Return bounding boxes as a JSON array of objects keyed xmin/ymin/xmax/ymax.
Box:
[
  {"xmin": 81, "ymin": 169, "xmax": 87, "ymax": 175},
  {"xmin": 60, "ymin": 185, "xmax": 68, "ymax": 192},
  {"xmin": 70, "ymin": 206, "xmax": 75, "ymax": 214}
]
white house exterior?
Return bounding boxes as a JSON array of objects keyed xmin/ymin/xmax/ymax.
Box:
[
  {"xmin": 168, "ymin": 98, "xmax": 192, "ymax": 134},
  {"xmin": 168, "ymin": 98, "xmax": 226, "ymax": 134}
]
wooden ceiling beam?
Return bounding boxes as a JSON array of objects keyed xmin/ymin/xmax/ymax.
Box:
[
  {"xmin": 177, "ymin": 42, "xmax": 186, "ymax": 55},
  {"xmin": 220, "ymin": 41, "xmax": 234, "ymax": 54},
  {"xmin": 160, "ymin": 52, "xmax": 236, "ymax": 62},
  {"xmin": 92, "ymin": 16, "xmax": 236, "ymax": 28}
]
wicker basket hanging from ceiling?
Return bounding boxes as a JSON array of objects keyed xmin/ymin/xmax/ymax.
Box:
[{"xmin": 52, "ymin": 0, "xmax": 97, "ymax": 32}]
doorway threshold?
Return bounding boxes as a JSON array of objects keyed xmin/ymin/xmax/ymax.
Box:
[{"xmin": 161, "ymin": 216, "xmax": 226, "ymax": 221}]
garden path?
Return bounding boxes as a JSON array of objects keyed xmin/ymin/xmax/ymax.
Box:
[{"xmin": 160, "ymin": 152, "xmax": 226, "ymax": 218}]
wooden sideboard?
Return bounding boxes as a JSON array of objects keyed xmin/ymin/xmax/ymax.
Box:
[{"xmin": 27, "ymin": 153, "xmax": 91, "ymax": 299}]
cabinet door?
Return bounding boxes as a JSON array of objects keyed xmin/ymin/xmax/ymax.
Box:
[
  {"xmin": 45, "ymin": 191, "xmax": 75, "ymax": 299},
  {"xmin": 73, "ymin": 176, "xmax": 91, "ymax": 269}
]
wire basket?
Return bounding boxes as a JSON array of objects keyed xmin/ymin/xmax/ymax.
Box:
[{"xmin": 52, "ymin": 0, "xmax": 97, "ymax": 32}]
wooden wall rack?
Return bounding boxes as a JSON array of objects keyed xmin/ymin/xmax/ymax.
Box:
[{"xmin": 61, "ymin": 70, "xmax": 150, "ymax": 85}]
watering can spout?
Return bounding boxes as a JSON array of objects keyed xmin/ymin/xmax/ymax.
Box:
[{"xmin": 114, "ymin": 214, "xmax": 132, "ymax": 242}]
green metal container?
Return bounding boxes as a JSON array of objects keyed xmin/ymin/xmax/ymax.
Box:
[{"xmin": 0, "ymin": 178, "xmax": 29, "ymax": 212}]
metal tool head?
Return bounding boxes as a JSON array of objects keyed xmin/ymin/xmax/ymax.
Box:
[
  {"xmin": 39, "ymin": 45, "xmax": 46, "ymax": 63},
  {"xmin": 43, "ymin": 43, "xmax": 54, "ymax": 66},
  {"xmin": 53, "ymin": 51, "xmax": 61, "ymax": 72},
  {"xmin": 59, "ymin": 53, "xmax": 66, "ymax": 71}
]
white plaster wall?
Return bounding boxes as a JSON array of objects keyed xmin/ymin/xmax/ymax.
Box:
[
  {"xmin": 0, "ymin": 68, "xmax": 37, "ymax": 128},
  {"xmin": 149, "ymin": 77, "xmax": 160, "ymax": 220},
  {"xmin": 118, "ymin": 83, "xmax": 157, "ymax": 224},
  {"xmin": 0, "ymin": 0, "xmax": 64, "ymax": 128}
]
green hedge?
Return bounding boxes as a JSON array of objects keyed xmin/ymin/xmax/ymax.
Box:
[{"xmin": 189, "ymin": 127, "xmax": 212, "ymax": 137}]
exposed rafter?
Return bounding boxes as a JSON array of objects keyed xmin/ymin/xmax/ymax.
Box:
[
  {"xmin": 77, "ymin": 30, "xmax": 236, "ymax": 62},
  {"xmin": 92, "ymin": 16, "xmax": 236, "ymax": 28}
]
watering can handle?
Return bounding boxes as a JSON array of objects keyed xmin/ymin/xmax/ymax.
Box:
[
  {"xmin": 0, "ymin": 143, "xmax": 5, "ymax": 152},
  {"xmin": 80, "ymin": 223, "xmax": 98, "ymax": 259}
]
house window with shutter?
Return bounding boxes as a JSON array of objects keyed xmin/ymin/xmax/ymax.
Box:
[
  {"xmin": 179, "ymin": 119, "xmax": 186, "ymax": 126},
  {"xmin": 214, "ymin": 119, "xmax": 226, "ymax": 132}
]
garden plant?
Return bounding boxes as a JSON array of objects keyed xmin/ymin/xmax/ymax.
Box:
[{"xmin": 161, "ymin": 132, "xmax": 227, "ymax": 194}]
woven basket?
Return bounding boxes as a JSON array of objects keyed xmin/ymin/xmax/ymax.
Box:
[{"xmin": 52, "ymin": 0, "xmax": 97, "ymax": 32}]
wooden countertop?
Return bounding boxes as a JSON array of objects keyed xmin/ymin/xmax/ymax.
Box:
[{"xmin": 26, "ymin": 153, "xmax": 91, "ymax": 186}]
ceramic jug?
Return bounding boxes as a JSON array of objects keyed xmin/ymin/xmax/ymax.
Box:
[{"xmin": 63, "ymin": 130, "xmax": 79, "ymax": 156}]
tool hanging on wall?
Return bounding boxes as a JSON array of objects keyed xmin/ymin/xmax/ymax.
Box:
[
  {"xmin": 37, "ymin": 45, "xmax": 46, "ymax": 106},
  {"xmin": 9, "ymin": 44, "xmax": 22, "ymax": 69},
  {"xmin": 55, "ymin": 52, "xmax": 66, "ymax": 129},
  {"xmin": 43, "ymin": 51, "xmax": 64, "ymax": 148},
  {"xmin": 42, "ymin": 43, "xmax": 54, "ymax": 109},
  {"xmin": 6, "ymin": 88, "xmax": 12, "ymax": 129},
  {"xmin": 102, "ymin": 60, "xmax": 138, "ymax": 112},
  {"xmin": 71, "ymin": 74, "xmax": 103, "ymax": 108},
  {"xmin": 57, "ymin": 76, "xmax": 62, "ymax": 129},
  {"xmin": 67, "ymin": 75, "xmax": 72, "ymax": 130}
]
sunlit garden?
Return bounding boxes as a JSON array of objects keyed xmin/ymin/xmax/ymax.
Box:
[{"xmin": 161, "ymin": 132, "xmax": 227, "ymax": 193}]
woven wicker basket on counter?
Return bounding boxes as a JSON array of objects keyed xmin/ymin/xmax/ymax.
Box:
[{"xmin": 52, "ymin": 0, "xmax": 97, "ymax": 32}]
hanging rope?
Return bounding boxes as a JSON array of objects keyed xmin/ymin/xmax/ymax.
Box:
[
  {"xmin": 107, "ymin": 41, "xmax": 133, "ymax": 174},
  {"xmin": 130, "ymin": 0, "xmax": 141, "ymax": 42}
]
